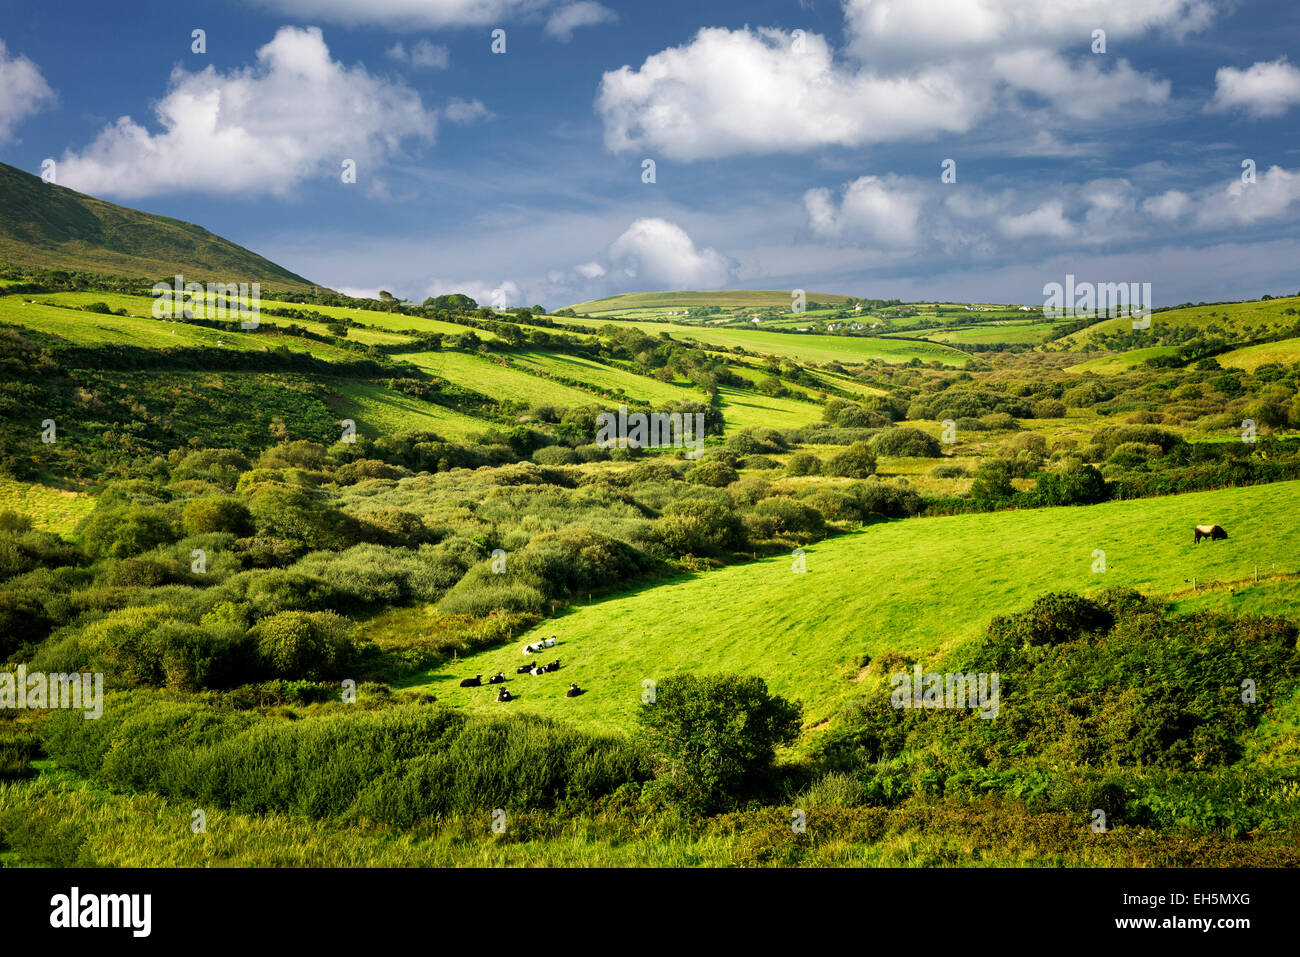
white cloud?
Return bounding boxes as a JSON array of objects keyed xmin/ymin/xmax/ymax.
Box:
[
  {"xmin": 386, "ymin": 39, "xmax": 449, "ymax": 69},
  {"xmin": 597, "ymin": 27, "xmax": 984, "ymax": 161},
  {"xmin": 425, "ymin": 277, "xmax": 523, "ymax": 309},
  {"xmin": 575, "ymin": 261, "xmax": 605, "ymax": 279},
  {"xmin": 1142, "ymin": 189, "xmax": 1191, "ymax": 220},
  {"xmin": 444, "ymin": 98, "xmax": 493, "ymax": 123},
  {"xmin": 0, "ymin": 39, "xmax": 56, "ymax": 146},
  {"xmin": 607, "ymin": 218, "xmax": 734, "ymax": 288},
  {"xmin": 246, "ymin": 0, "xmax": 553, "ymax": 28},
  {"xmin": 998, "ymin": 200, "xmax": 1074, "ymax": 239},
  {"xmin": 57, "ymin": 27, "xmax": 436, "ymax": 199},
  {"xmin": 1194, "ymin": 165, "xmax": 1300, "ymax": 227},
  {"xmin": 545, "ymin": 2, "xmax": 617, "ymax": 41},
  {"xmin": 991, "ymin": 49, "xmax": 1170, "ymax": 120},
  {"xmin": 804, "ymin": 175, "xmax": 923, "ymax": 247},
  {"xmin": 1207, "ymin": 57, "xmax": 1300, "ymax": 118},
  {"xmin": 843, "ymin": 0, "xmax": 1213, "ymax": 62}
]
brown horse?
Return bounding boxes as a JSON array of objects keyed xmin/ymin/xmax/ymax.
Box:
[{"xmin": 1194, "ymin": 524, "xmax": 1228, "ymax": 543}]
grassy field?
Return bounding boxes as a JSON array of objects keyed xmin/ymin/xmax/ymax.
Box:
[
  {"xmin": 0, "ymin": 296, "xmax": 358, "ymax": 361},
  {"xmin": 897, "ymin": 319, "xmax": 1072, "ymax": 346},
  {"xmin": 550, "ymin": 317, "xmax": 969, "ymax": 366},
  {"xmin": 0, "ymin": 476, "xmax": 95, "ymax": 533},
  {"xmin": 510, "ymin": 352, "xmax": 703, "ymax": 405},
  {"xmin": 402, "ymin": 350, "xmax": 602, "ymax": 407},
  {"xmin": 397, "ymin": 480, "xmax": 1300, "ymax": 736},
  {"xmin": 1065, "ymin": 347, "xmax": 1177, "ymax": 374},
  {"xmin": 326, "ymin": 380, "xmax": 492, "ymax": 441},
  {"xmin": 1217, "ymin": 337, "xmax": 1300, "ymax": 371},
  {"xmin": 1057, "ymin": 295, "xmax": 1300, "ymax": 348},
  {"xmin": 567, "ymin": 290, "xmax": 855, "ymax": 316}
]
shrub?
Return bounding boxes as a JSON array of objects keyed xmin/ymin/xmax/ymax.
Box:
[
  {"xmin": 80, "ymin": 504, "xmax": 179, "ymax": 560},
  {"xmin": 785, "ymin": 452, "xmax": 822, "ymax": 476},
  {"xmin": 687, "ymin": 460, "xmax": 739, "ymax": 488},
  {"xmin": 251, "ymin": 610, "xmax": 354, "ymax": 679},
  {"xmin": 871, "ymin": 427, "xmax": 941, "ymax": 457},
  {"xmin": 968, "ymin": 459, "xmax": 1015, "ymax": 502},
  {"xmin": 825, "ymin": 442, "xmax": 877, "ymax": 478},
  {"xmin": 752, "ymin": 497, "xmax": 826, "ymax": 539},
  {"xmin": 182, "ymin": 497, "xmax": 254, "ymax": 537},
  {"xmin": 1033, "ymin": 399, "xmax": 1067, "ymax": 418},
  {"xmin": 532, "ymin": 445, "xmax": 581, "ymax": 466},
  {"xmin": 636, "ymin": 673, "xmax": 802, "ymax": 814},
  {"xmin": 654, "ymin": 498, "xmax": 746, "ymax": 556}
]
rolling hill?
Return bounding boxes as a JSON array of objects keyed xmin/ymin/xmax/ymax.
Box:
[{"xmin": 0, "ymin": 161, "xmax": 317, "ymax": 290}]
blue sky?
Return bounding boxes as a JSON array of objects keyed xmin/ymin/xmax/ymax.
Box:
[{"xmin": 1, "ymin": 0, "xmax": 1299, "ymax": 308}]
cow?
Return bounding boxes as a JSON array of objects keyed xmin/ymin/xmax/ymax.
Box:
[
  {"xmin": 565, "ymin": 683, "xmax": 583, "ymax": 698},
  {"xmin": 523, "ymin": 635, "xmax": 558, "ymax": 655},
  {"xmin": 488, "ymin": 672, "xmax": 506, "ymax": 684},
  {"xmin": 515, "ymin": 664, "xmax": 533, "ymax": 674},
  {"xmin": 1194, "ymin": 524, "xmax": 1228, "ymax": 543},
  {"xmin": 497, "ymin": 688, "xmax": 513, "ymax": 702},
  {"xmin": 529, "ymin": 663, "xmax": 545, "ymax": 676},
  {"xmin": 544, "ymin": 660, "xmax": 560, "ymax": 673},
  {"xmin": 459, "ymin": 675, "xmax": 482, "ymax": 687}
]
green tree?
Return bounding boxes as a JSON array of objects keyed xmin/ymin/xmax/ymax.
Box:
[{"xmin": 637, "ymin": 673, "xmax": 802, "ymax": 813}]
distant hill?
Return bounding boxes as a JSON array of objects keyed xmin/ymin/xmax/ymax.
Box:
[
  {"xmin": 0, "ymin": 161, "xmax": 317, "ymax": 291},
  {"xmin": 566, "ymin": 289, "xmax": 855, "ymax": 317}
]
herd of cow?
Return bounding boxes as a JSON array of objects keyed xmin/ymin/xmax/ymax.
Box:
[{"xmin": 458, "ymin": 634, "xmax": 584, "ymax": 701}]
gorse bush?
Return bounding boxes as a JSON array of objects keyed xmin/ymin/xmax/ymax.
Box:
[{"xmin": 43, "ymin": 695, "xmax": 647, "ymax": 821}]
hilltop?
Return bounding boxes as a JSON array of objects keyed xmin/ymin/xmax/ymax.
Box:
[{"xmin": 0, "ymin": 161, "xmax": 317, "ymax": 291}]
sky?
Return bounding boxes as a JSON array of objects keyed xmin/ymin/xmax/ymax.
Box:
[{"xmin": 1, "ymin": 0, "xmax": 1299, "ymax": 309}]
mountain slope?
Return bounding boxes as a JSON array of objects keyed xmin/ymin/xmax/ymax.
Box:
[{"xmin": 0, "ymin": 161, "xmax": 317, "ymax": 290}]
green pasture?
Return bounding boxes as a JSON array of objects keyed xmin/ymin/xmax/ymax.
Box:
[{"xmin": 400, "ymin": 480, "xmax": 1300, "ymax": 736}]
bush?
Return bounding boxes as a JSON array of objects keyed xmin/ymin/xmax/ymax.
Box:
[
  {"xmin": 752, "ymin": 497, "xmax": 826, "ymax": 539},
  {"xmin": 251, "ymin": 610, "xmax": 354, "ymax": 680},
  {"xmin": 785, "ymin": 452, "xmax": 822, "ymax": 476},
  {"xmin": 654, "ymin": 498, "xmax": 746, "ymax": 556},
  {"xmin": 825, "ymin": 442, "xmax": 877, "ymax": 478},
  {"xmin": 636, "ymin": 673, "xmax": 802, "ymax": 814},
  {"xmin": 871, "ymin": 427, "xmax": 941, "ymax": 457},
  {"xmin": 182, "ymin": 497, "xmax": 254, "ymax": 537},
  {"xmin": 969, "ymin": 459, "xmax": 1015, "ymax": 502},
  {"xmin": 1034, "ymin": 462, "xmax": 1109, "ymax": 506},
  {"xmin": 80, "ymin": 505, "xmax": 179, "ymax": 560},
  {"xmin": 1033, "ymin": 399, "xmax": 1067, "ymax": 418},
  {"xmin": 686, "ymin": 460, "xmax": 739, "ymax": 487},
  {"xmin": 532, "ymin": 445, "xmax": 581, "ymax": 466}
]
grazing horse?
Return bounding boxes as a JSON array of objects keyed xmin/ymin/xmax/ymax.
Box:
[{"xmin": 1194, "ymin": 524, "xmax": 1228, "ymax": 543}]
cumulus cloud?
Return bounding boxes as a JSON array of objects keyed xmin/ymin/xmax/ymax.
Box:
[
  {"xmin": 0, "ymin": 39, "xmax": 56, "ymax": 145},
  {"xmin": 57, "ymin": 27, "xmax": 436, "ymax": 199},
  {"xmin": 843, "ymin": 0, "xmax": 1213, "ymax": 62},
  {"xmin": 386, "ymin": 39, "xmax": 449, "ymax": 69},
  {"xmin": 545, "ymin": 2, "xmax": 617, "ymax": 41},
  {"xmin": 245, "ymin": 0, "xmax": 554, "ymax": 28},
  {"xmin": 991, "ymin": 49, "xmax": 1170, "ymax": 120},
  {"xmin": 425, "ymin": 277, "xmax": 523, "ymax": 309},
  {"xmin": 1193, "ymin": 165, "xmax": 1300, "ymax": 228},
  {"xmin": 597, "ymin": 2, "xmax": 1210, "ymax": 162},
  {"xmin": 804, "ymin": 175, "xmax": 923, "ymax": 247},
  {"xmin": 1142, "ymin": 189, "xmax": 1191, "ymax": 221},
  {"xmin": 1207, "ymin": 57, "xmax": 1300, "ymax": 118},
  {"xmin": 607, "ymin": 218, "xmax": 734, "ymax": 288},
  {"xmin": 998, "ymin": 200, "xmax": 1074, "ymax": 239},
  {"xmin": 597, "ymin": 27, "xmax": 984, "ymax": 161},
  {"xmin": 575, "ymin": 261, "xmax": 606, "ymax": 279}
]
